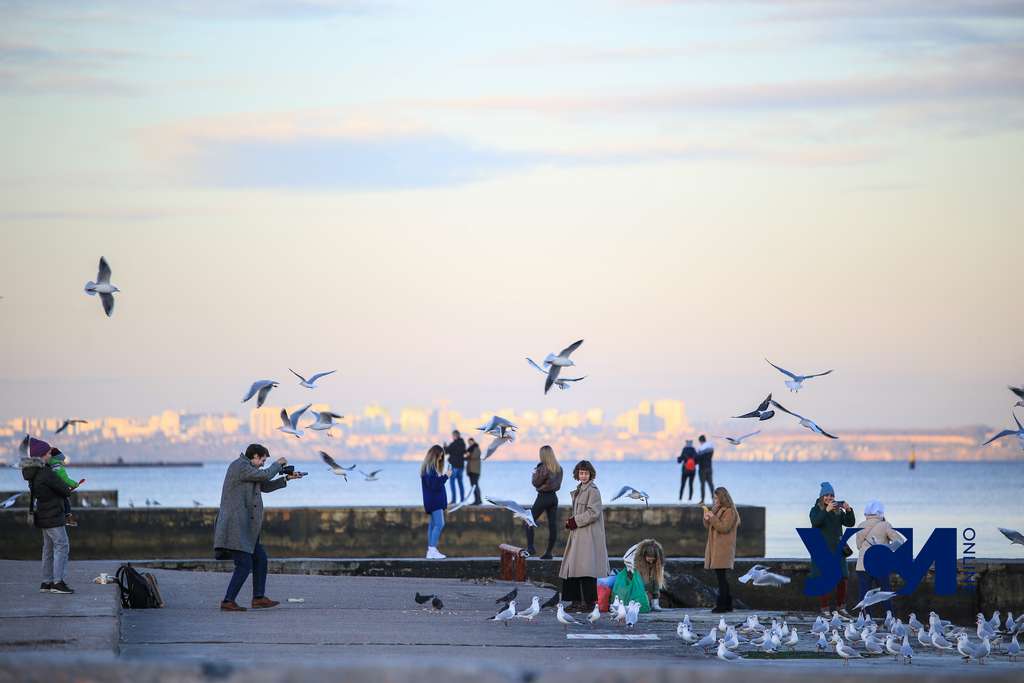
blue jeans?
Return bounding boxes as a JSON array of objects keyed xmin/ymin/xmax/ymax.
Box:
[
  {"xmin": 856, "ymin": 570, "xmax": 892, "ymax": 617},
  {"xmin": 449, "ymin": 467, "xmax": 465, "ymax": 501},
  {"xmin": 427, "ymin": 509, "xmax": 445, "ymax": 548},
  {"xmin": 224, "ymin": 540, "xmax": 268, "ymax": 602}
]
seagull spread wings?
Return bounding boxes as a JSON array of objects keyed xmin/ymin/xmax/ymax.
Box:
[
  {"xmin": 982, "ymin": 411, "xmax": 1024, "ymax": 445},
  {"xmin": 771, "ymin": 400, "xmax": 838, "ymax": 439},
  {"xmin": 611, "ymin": 485, "xmax": 649, "ymax": 505},
  {"xmin": 766, "ymin": 359, "xmax": 833, "ymax": 381},
  {"xmin": 486, "ymin": 498, "xmax": 536, "ymax": 526},
  {"xmin": 998, "ymin": 527, "xmax": 1024, "ymax": 545},
  {"xmin": 319, "ymin": 451, "xmax": 355, "ymax": 475},
  {"xmin": 558, "ymin": 339, "xmax": 584, "ymax": 358},
  {"xmin": 290, "ymin": 368, "xmax": 336, "ymax": 385}
]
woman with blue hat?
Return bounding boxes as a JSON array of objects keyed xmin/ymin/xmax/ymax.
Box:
[{"xmin": 809, "ymin": 481, "xmax": 855, "ymax": 618}]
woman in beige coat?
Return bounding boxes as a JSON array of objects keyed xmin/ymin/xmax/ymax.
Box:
[
  {"xmin": 855, "ymin": 499, "xmax": 905, "ymax": 617},
  {"xmin": 702, "ymin": 486, "xmax": 740, "ymax": 613},
  {"xmin": 558, "ymin": 460, "xmax": 610, "ymax": 612}
]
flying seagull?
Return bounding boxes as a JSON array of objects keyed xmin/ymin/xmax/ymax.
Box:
[
  {"xmin": 765, "ymin": 359, "xmax": 833, "ymax": 392},
  {"xmin": 278, "ymin": 403, "xmax": 311, "ymax": 438},
  {"xmin": 307, "ymin": 410, "xmax": 344, "ymax": 434},
  {"xmin": 716, "ymin": 430, "xmax": 761, "ymax": 446},
  {"xmin": 611, "ymin": 485, "xmax": 649, "ymax": 506},
  {"xmin": 733, "ymin": 393, "xmax": 775, "ymax": 421},
  {"xmin": 289, "ymin": 368, "xmax": 336, "ymax": 389},
  {"xmin": 853, "ymin": 587, "xmax": 899, "ymax": 611},
  {"xmin": 360, "ymin": 469, "xmax": 382, "ymax": 481},
  {"xmin": 241, "ymin": 380, "xmax": 279, "ymax": 408},
  {"xmin": 486, "ymin": 498, "xmax": 536, "ymax": 526},
  {"xmin": 54, "ymin": 419, "xmax": 88, "ymax": 435},
  {"xmin": 982, "ymin": 411, "xmax": 1024, "ymax": 451},
  {"xmin": 18, "ymin": 434, "xmax": 30, "ymax": 456},
  {"xmin": 477, "ymin": 415, "xmax": 517, "ymax": 436},
  {"xmin": 447, "ymin": 487, "xmax": 476, "ymax": 513},
  {"xmin": 2, "ymin": 493, "xmax": 22, "ymax": 509},
  {"xmin": 771, "ymin": 400, "xmax": 839, "ymax": 439},
  {"xmin": 738, "ymin": 564, "xmax": 791, "ymax": 587},
  {"xmin": 319, "ymin": 451, "xmax": 356, "ymax": 479},
  {"xmin": 484, "ymin": 432, "xmax": 514, "ymax": 460},
  {"xmin": 540, "ymin": 339, "xmax": 584, "ymax": 394},
  {"xmin": 1010, "ymin": 386, "xmax": 1024, "ymax": 408},
  {"xmin": 998, "ymin": 527, "xmax": 1024, "ymax": 546},
  {"xmin": 526, "ymin": 358, "xmax": 586, "ymax": 391},
  {"xmin": 83, "ymin": 256, "xmax": 120, "ymax": 317},
  {"xmin": 192, "ymin": 500, "xmax": 202, "ymax": 507}
]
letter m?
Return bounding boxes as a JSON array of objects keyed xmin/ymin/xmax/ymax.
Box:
[{"xmin": 863, "ymin": 529, "xmax": 958, "ymax": 596}]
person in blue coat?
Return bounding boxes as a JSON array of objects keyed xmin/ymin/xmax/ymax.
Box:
[{"xmin": 420, "ymin": 445, "xmax": 451, "ymax": 559}]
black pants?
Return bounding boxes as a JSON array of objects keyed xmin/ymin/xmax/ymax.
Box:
[
  {"xmin": 467, "ymin": 472, "xmax": 482, "ymax": 504},
  {"xmin": 679, "ymin": 471, "xmax": 695, "ymax": 500},
  {"xmin": 699, "ymin": 465, "xmax": 714, "ymax": 502},
  {"xmin": 562, "ymin": 576, "xmax": 597, "ymax": 605},
  {"xmin": 715, "ymin": 568, "xmax": 732, "ymax": 609},
  {"xmin": 525, "ymin": 491, "xmax": 559, "ymax": 555}
]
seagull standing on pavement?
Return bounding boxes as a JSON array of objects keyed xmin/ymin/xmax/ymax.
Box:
[
  {"xmin": 83, "ymin": 256, "xmax": 119, "ymax": 317},
  {"xmin": 765, "ymin": 359, "xmax": 833, "ymax": 392},
  {"xmin": 539, "ymin": 339, "xmax": 584, "ymax": 394},
  {"xmin": 516, "ymin": 596, "xmax": 541, "ymax": 621},
  {"xmin": 588, "ymin": 603, "xmax": 601, "ymax": 627},
  {"xmin": 556, "ymin": 603, "xmax": 579, "ymax": 631},
  {"xmin": 491, "ymin": 600, "xmax": 516, "ymax": 627},
  {"xmin": 717, "ymin": 640, "xmax": 743, "ymax": 662},
  {"xmin": 289, "ymin": 368, "xmax": 336, "ymax": 389},
  {"xmin": 241, "ymin": 380, "xmax": 278, "ymax": 408},
  {"xmin": 278, "ymin": 404, "xmax": 311, "ymax": 438},
  {"xmin": 693, "ymin": 627, "xmax": 718, "ymax": 653}
]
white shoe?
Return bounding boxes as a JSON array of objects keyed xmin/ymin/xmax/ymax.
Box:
[
  {"xmin": 651, "ymin": 599, "xmax": 663, "ymax": 611},
  {"xmin": 426, "ymin": 547, "xmax": 446, "ymax": 559},
  {"xmin": 434, "ymin": 548, "xmax": 447, "ymax": 559}
]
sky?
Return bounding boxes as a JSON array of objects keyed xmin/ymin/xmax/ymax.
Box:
[{"xmin": 1, "ymin": 0, "xmax": 1022, "ymax": 430}]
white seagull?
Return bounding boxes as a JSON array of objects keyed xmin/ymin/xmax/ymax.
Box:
[
  {"xmin": 982, "ymin": 410, "xmax": 1024, "ymax": 450},
  {"xmin": 677, "ymin": 622, "xmax": 698, "ymax": 643},
  {"xmin": 289, "ymin": 368, "xmax": 336, "ymax": 389},
  {"xmin": 833, "ymin": 633, "xmax": 862, "ymax": 666},
  {"xmin": 278, "ymin": 404, "xmax": 311, "ymax": 438},
  {"xmin": 716, "ymin": 430, "xmax": 761, "ymax": 446},
  {"xmin": 900, "ymin": 635, "xmax": 914, "ymax": 664},
  {"xmin": 54, "ymin": 419, "xmax": 88, "ymax": 435},
  {"xmin": 359, "ymin": 469, "xmax": 382, "ymax": 481},
  {"xmin": 717, "ymin": 639, "xmax": 743, "ymax": 662},
  {"xmin": 2, "ymin": 493, "xmax": 22, "ymax": 509},
  {"xmin": 477, "ymin": 415, "xmax": 518, "ymax": 436},
  {"xmin": 1009, "ymin": 385, "xmax": 1024, "ymax": 408},
  {"xmin": 319, "ymin": 451, "xmax": 356, "ymax": 479},
  {"xmin": 765, "ymin": 359, "xmax": 833, "ymax": 392},
  {"xmin": 693, "ymin": 627, "xmax": 718, "ymax": 653},
  {"xmin": 733, "ymin": 393, "xmax": 775, "ymax": 421},
  {"xmin": 611, "ymin": 486, "xmax": 649, "ymax": 506},
  {"xmin": 241, "ymin": 380, "xmax": 279, "ymax": 408},
  {"xmin": 484, "ymin": 432, "xmax": 514, "ymax": 460},
  {"xmin": 625, "ymin": 601, "xmax": 640, "ymax": 628},
  {"xmin": 556, "ymin": 603, "xmax": 580, "ymax": 630},
  {"xmin": 516, "ymin": 596, "xmax": 541, "ymax": 621},
  {"xmin": 588, "ymin": 603, "xmax": 601, "ymax": 627},
  {"xmin": 447, "ymin": 486, "xmax": 476, "ymax": 513},
  {"xmin": 486, "ymin": 498, "xmax": 536, "ymax": 527},
  {"xmin": 83, "ymin": 256, "xmax": 119, "ymax": 317},
  {"xmin": 737, "ymin": 565, "xmax": 791, "ymax": 587},
  {"xmin": 771, "ymin": 400, "xmax": 839, "ymax": 439},
  {"xmin": 526, "ymin": 357, "xmax": 586, "ymax": 391},
  {"xmin": 540, "ymin": 339, "xmax": 584, "ymax": 395},
  {"xmin": 853, "ymin": 587, "xmax": 899, "ymax": 611},
  {"xmin": 491, "ymin": 600, "xmax": 517, "ymax": 627},
  {"xmin": 1007, "ymin": 633, "xmax": 1020, "ymax": 661},
  {"xmin": 307, "ymin": 410, "xmax": 344, "ymax": 433}
]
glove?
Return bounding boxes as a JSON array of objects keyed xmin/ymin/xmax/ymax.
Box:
[{"xmin": 566, "ymin": 517, "xmax": 578, "ymax": 530}]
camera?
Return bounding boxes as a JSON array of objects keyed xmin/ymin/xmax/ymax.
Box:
[
  {"xmin": 833, "ymin": 500, "xmax": 845, "ymax": 507},
  {"xmin": 279, "ymin": 465, "xmax": 307, "ymax": 477}
]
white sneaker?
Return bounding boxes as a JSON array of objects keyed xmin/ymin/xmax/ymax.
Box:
[
  {"xmin": 651, "ymin": 598, "xmax": 663, "ymax": 611},
  {"xmin": 426, "ymin": 547, "xmax": 438, "ymax": 559},
  {"xmin": 434, "ymin": 548, "xmax": 447, "ymax": 559}
]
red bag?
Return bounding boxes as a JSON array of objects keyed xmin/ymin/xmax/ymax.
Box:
[
  {"xmin": 684, "ymin": 456, "xmax": 696, "ymax": 473},
  {"xmin": 597, "ymin": 582, "xmax": 612, "ymax": 612}
]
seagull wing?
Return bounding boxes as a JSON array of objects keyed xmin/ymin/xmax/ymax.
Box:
[
  {"xmin": 1010, "ymin": 386, "xmax": 1024, "ymax": 400},
  {"xmin": 307, "ymin": 370, "xmax": 336, "ymax": 384},
  {"xmin": 55, "ymin": 420, "xmax": 70, "ymax": 434},
  {"xmin": 242, "ymin": 381, "xmax": 261, "ymax": 403},
  {"xmin": 290, "ymin": 403, "xmax": 311, "ymax": 429},
  {"xmin": 2, "ymin": 493, "xmax": 21, "ymax": 508},
  {"xmin": 279, "ymin": 408, "xmax": 291, "ymax": 428},
  {"xmin": 18, "ymin": 434, "xmax": 29, "ymax": 456},
  {"xmin": 770, "ymin": 400, "xmax": 804, "ymax": 420},
  {"xmin": 998, "ymin": 527, "xmax": 1024, "ymax": 544},
  {"xmin": 289, "ymin": 368, "xmax": 307, "ymax": 383},
  {"xmin": 368, "ymin": 469, "xmax": 382, "ymax": 477},
  {"xmin": 558, "ymin": 339, "xmax": 584, "ymax": 358},
  {"xmin": 526, "ymin": 358, "xmax": 548, "ymax": 375},
  {"xmin": 322, "ymin": 411, "xmax": 344, "ymax": 420},
  {"xmin": 611, "ymin": 486, "xmax": 632, "ymax": 502},
  {"xmin": 739, "ymin": 431, "xmax": 761, "ymax": 441},
  {"xmin": 982, "ymin": 429, "xmax": 1015, "ymax": 445},
  {"xmin": 802, "ymin": 369, "xmax": 834, "ymax": 379},
  {"xmin": 765, "ymin": 359, "xmax": 798, "ymax": 380},
  {"xmin": 256, "ymin": 382, "xmax": 275, "ymax": 408},
  {"xmin": 733, "ymin": 409, "xmax": 761, "ymax": 419},
  {"xmin": 817, "ymin": 424, "xmax": 839, "ymax": 439},
  {"xmin": 487, "ymin": 498, "xmax": 529, "ymax": 516},
  {"xmin": 1014, "ymin": 410, "xmax": 1024, "ymax": 431},
  {"xmin": 319, "ymin": 451, "xmax": 340, "ymax": 470},
  {"xmin": 97, "ymin": 257, "xmax": 111, "ymax": 284},
  {"xmin": 560, "ymin": 375, "xmax": 586, "ymax": 382},
  {"xmin": 99, "ymin": 292, "xmax": 115, "ymax": 317},
  {"xmin": 544, "ymin": 365, "xmax": 562, "ymax": 394}
]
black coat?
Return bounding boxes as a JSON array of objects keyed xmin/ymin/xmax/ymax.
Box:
[
  {"xmin": 445, "ymin": 438, "xmax": 467, "ymax": 468},
  {"xmin": 21, "ymin": 458, "xmax": 73, "ymax": 529}
]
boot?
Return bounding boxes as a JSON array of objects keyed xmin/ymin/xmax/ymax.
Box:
[{"xmin": 650, "ymin": 598, "xmax": 663, "ymax": 612}]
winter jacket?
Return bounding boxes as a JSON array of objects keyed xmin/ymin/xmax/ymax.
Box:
[
  {"xmin": 20, "ymin": 457, "xmax": 73, "ymax": 529},
  {"xmin": 213, "ymin": 456, "xmax": 288, "ymax": 555},
  {"xmin": 421, "ymin": 468, "xmax": 449, "ymax": 513},
  {"xmin": 465, "ymin": 443, "xmax": 482, "ymax": 475},
  {"xmin": 531, "ymin": 464, "xmax": 563, "ymax": 493},
  {"xmin": 703, "ymin": 504, "xmax": 740, "ymax": 569},
  {"xmin": 48, "ymin": 457, "xmax": 77, "ymax": 489},
  {"xmin": 696, "ymin": 442, "xmax": 715, "ymax": 470},
  {"xmin": 444, "ymin": 439, "xmax": 466, "ymax": 468},
  {"xmin": 855, "ymin": 515, "xmax": 907, "ymax": 571},
  {"xmin": 558, "ymin": 481, "xmax": 610, "ymax": 579},
  {"xmin": 809, "ymin": 500, "xmax": 856, "ymax": 578}
]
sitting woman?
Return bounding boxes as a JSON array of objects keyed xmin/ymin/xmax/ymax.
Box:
[{"xmin": 622, "ymin": 539, "xmax": 666, "ymax": 611}]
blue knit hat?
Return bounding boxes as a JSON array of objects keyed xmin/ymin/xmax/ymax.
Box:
[{"xmin": 819, "ymin": 481, "xmax": 834, "ymax": 497}]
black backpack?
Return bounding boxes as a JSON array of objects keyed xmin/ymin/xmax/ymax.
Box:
[{"xmin": 115, "ymin": 564, "xmax": 164, "ymax": 609}]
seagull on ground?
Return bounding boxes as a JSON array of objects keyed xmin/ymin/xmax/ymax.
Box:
[
  {"xmin": 54, "ymin": 419, "xmax": 88, "ymax": 435},
  {"xmin": 885, "ymin": 634, "xmax": 901, "ymax": 660},
  {"xmin": 556, "ymin": 603, "xmax": 579, "ymax": 630},
  {"xmin": 982, "ymin": 411, "xmax": 1024, "ymax": 450},
  {"xmin": 516, "ymin": 596, "xmax": 541, "ymax": 621},
  {"xmin": 816, "ymin": 632, "xmax": 829, "ymax": 651},
  {"xmin": 853, "ymin": 587, "xmax": 899, "ymax": 611},
  {"xmin": 677, "ymin": 622, "xmax": 698, "ymax": 643},
  {"xmin": 83, "ymin": 256, "xmax": 119, "ymax": 317},
  {"xmin": 918, "ymin": 626, "xmax": 933, "ymax": 647},
  {"xmin": 307, "ymin": 410, "xmax": 344, "ymax": 434},
  {"xmin": 717, "ymin": 640, "xmax": 743, "ymax": 662},
  {"xmin": 278, "ymin": 404, "xmax": 311, "ymax": 438},
  {"xmin": 611, "ymin": 485, "xmax": 649, "ymax": 506},
  {"xmin": 526, "ymin": 357, "xmax": 586, "ymax": 391},
  {"xmin": 359, "ymin": 469, "xmax": 382, "ymax": 481},
  {"xmin": 1007, "ymin": 633, "xmax": 1020, "ymax": 661},
  {"xmin": 998, "ymin": 527, "xmax": 1024, "ymax": 546},
  {"xmin": 319, "ymin": 451, "xmax": 356, "ymax": 479},
  {"xmin": 957, "ymin": 633, "xmax": 983, "ymax": 662},
  {"xmin": 771, "ymin": 400, "xmax": 839, "ymax": 439},
  {"xmin": 477, "ymin": 416, "xmax": 518, "ymax": 436},
  {"xmin": 241, "ymin": 380, "xmax": 279, "ymax": 408},
  {"xmin": 733, "ymin": 394, "xmax": 775, "ymax": 421},
  {"xmin": 2, "ymin": 493, "xmax": 21, "ymax": 508},
  {"xmin": 765, "ymin": 359, "xmax": 833, "ymax": 392},
  {"xmin": 693, "ymin": 627, "xmax": 718, "ymax": 653},
  {"xmin": 625, "ymin": 601, "xmax": 640, "ymax": 628},
  {"xmin": 908, "ymin": 613, "xmax": 925, "ymax": 632},
  {"xmin": 486, "ymin": 498, "xmax": 536, "ymax": 526},
  {"xmin": 289, "ymin": 368, "xmax": 336, "ymax": 389},
  {"xmin": 833, "ymin": 633, "xmax": 862, "ymax": 666},
  {"xmin": 588, "ymin": 603, "xmax": 601, "ymax": 627},
  {"xmin": 491, "ymin": 600, "xmax": 516, "ymax": 626},
  {"xmin": 900, "ymin": 635, "xmax": 914, "ymax": 664},
  {"xmin": 539, "ymin": 339, "xmax": 584, "ymax": 394},
  {"xmin": 1010, "ymin": 385, "xmax": 1024, "ymax": 408},
  {"xmin": 716, "ymin": 430, "xmax": 761, "ymax": 446},
  {"xmin": 738, "ymin": 564, "xmax": 791, "ymax": 587},
  {"xmin": 785, "ymin": 629, "xmax": 799, "ymax": 650}
]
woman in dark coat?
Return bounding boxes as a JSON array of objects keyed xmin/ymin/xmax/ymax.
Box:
[
  {"xmin": 808, "ymin": 481, "xmax": 855, "ymax": 617},
  {"xmin": 21, "ymin": 437, "xmax": 75, "ymax": 594},
  {"xmin": 421, "ymin": 445, "xmax": 450, "ymax": 559},
  {"xmin": 526, "ymin": 445, "xmax": 562, "ymax": 559}
]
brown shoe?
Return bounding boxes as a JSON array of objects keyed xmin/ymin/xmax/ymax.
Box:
[
  {"xmin": 251, "ymin": 597, "xmax": 279, "ymax": 609},
  {"xmin": 220, "ymin": 600, "xmax": 247, "ymax": 611}
]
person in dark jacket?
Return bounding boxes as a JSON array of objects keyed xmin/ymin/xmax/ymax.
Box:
[
  {"xmin": 20, "ymin": 436, "xmax": 75, "ymax": 594},
  {"xmin": 676, "ymin": 439, "xmax": 697, "ymax": 502},
  {"xmin": 464, "ymin": 438, "xmax": 483, "ymax": 505},
  {"xmin": 213, "ymin": 443, "xmax": 302, "ymax": 611},
  {"xmin": 443, "ymin": 431, "xmax": 466, "ymax": 503},
  {"xmin": 808, "ymin": 481, "xmax": 855, "ymax": 618},
  {"xmin": 696, "ymin": 435, "xmax": 715, "ymax": 505},
  {"xmin": 525, "ymin": 445, "xmax": 563, "ymax": 559},
  {"xmin": 421, "ymin": 444, "xmax": 450, "ymax": 559}
]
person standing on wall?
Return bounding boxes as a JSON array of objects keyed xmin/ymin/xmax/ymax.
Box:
[
  {"xmin": 443, "ymin": 430, "xmax": 466, "ymax": 503},
  {"xmin": 464, "ymin": 437, "xmax": 483, "ymax": 505},
  {"xmin": 676, "ymin": 439, "xmax": 697, "ymax": 502},
  {"xmin": 696, "ymin": 434, "xmax": 715, "ymax": 505}
]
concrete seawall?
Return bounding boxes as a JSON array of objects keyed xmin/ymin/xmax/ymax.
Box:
[{"xmin": 0, "ymin": 504, "xmax": 765, "ymax": 560}]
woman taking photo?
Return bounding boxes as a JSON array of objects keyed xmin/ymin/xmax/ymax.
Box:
[
  {"xmin": 525, "ymin": 445, "xmax": 563, "ymax": 559},
  {"xmin": 558, "ymin": 460, "xmax": 609, "ymax": 612},
  {"xmin": 809, "ymin": 481, "xmax": 855, "ymax": 617},
  {"xmin": 703, "ymin": 486, "xmax": 740, "ymax": 613},
  {"xmin": 420, "ymin": 445, "xmax": 450, "ymax": 559}
]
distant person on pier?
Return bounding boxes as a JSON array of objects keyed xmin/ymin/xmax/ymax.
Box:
[
  {"xmin": 20, "ymin": 437, "xmax": 76, "ymax": 594},
  {"xmin": 809, "ymin": 481, "xmax": 855, "ymax": 618},
  {"xmin": 421, "ymin": 445, "xmax": 451, "ymax": 559},
  {"xmin": 213, "ymin": 443, "xmax": 303, "ymax": 612},
  {"xmin": 464, "ymin": 437, "xmax": 483, "ymax": 505},
  {"xmin": 443, "ymin": 430, "xmax": 467, "ymax": 503},
  {"xmin": 703, "ymin": 486, "xmax": 740, "ymax": 613},
  {"xmin": 676, "ymin": 439, "xmax": 697, "ymax": 502},
  {"xmin": 696, "ymin": 435, "xmax": 715, "ymax": 505},
  {"xmin": 526, "ymin": 445, "xmax": 563, "ymax": 559},
  {"xmin": 559, "ymin": 460, "xmax": 609, "ymax": 612},
  {"xmin": 854, "ymin": 500, "xmax": 905, "ymax": 618}
]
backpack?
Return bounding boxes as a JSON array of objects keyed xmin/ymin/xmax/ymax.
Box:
[
  {"xmin": 115, "ymin": 564, "xmax": 164, "ymax": 608},
  {"xmin": 684, "ymin": 456, "xmax": 696, "ymax": 473}
]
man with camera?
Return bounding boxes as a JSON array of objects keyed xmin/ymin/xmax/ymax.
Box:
[{"xmin": 214, "ymin": 443, "xmax": 304, "ymax": 611}]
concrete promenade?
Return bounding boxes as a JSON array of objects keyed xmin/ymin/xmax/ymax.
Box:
[{"xmin": 1, "ymin": 559, "xmax": 1021, "ymax": 681}]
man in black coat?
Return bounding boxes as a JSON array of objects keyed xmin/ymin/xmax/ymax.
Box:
[
  {"xmin": 20, "ymin": 437, "xmax": 75, "ymax": 594},
  {"xmin": 443, "ymin": 431, "xmax": 467, "ymax": 503},
  {"xmin": 696, "ymin": 434, "xmax": 715, "ymax": 505}
]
